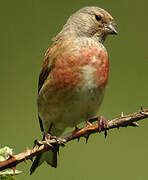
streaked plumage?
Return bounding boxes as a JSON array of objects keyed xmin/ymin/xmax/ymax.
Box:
[{"xmin": 30, "ymin": 6, "xmax": 117, "ymax": 174}]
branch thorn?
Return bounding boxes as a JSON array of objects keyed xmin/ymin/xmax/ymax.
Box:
[
  {"xmin": 140, "ymin": 106, "xmax": 145, "ymax": 114},
  {"xmin": 86, "ymin": 121, "xmax": 92, "ymax": 127},
  {"xmin": 77, "ymin": 137, "xmax": 80, "ymax": 142},
  {"xmin": 11, "ymin": 166, "xmax": 16, "ymax": 174},
  {"xmin": 120, "ymin": 112, "xmax": 124, "ymax": 117},
  {"xmin": 84, "ymin": 134, "xmax": 90, "ymax": 144}
]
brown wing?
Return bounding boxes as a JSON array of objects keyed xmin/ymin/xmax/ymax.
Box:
[
  {"xmin": 38, "ymin": 48, "xmax": 52, "ymax": 93},
  {"xmin": 38, "ymin": 48, "xmax": 53, "ymax": 132}
]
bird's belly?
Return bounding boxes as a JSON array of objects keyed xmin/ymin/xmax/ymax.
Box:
[
  {"xmin": 55, "ymin": 88, "xmax": 104, "ymax": 127},
  {"xmin": 38, "ymin": 85, "xmax": 104, "ymax": 134},
  {"xmin": 38, "ymin": 63, "xmax": 106, "ymax": 134}
]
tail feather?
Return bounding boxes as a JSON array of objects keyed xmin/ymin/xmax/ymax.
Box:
[
  {"xmin": 30, "ymin": 151, "xmax": 57, "ymax": 174},
  {"xmin": 30, "ymin": 127, "xmax": 64, "ymax": 174},
  {"xmin": 45, "ymin": 151, "xmax": 57, "ymax": 167}
]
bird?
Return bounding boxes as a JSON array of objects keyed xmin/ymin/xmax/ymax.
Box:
[{"xmin": 30, "ymin": 6, "xmax": 117, "ymax": 174}]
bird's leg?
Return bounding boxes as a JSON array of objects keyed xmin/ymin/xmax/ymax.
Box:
[
  {"xmin": 33, "ymin": 122, "xmax": 58, "ymax": 149},
  {"xmin": 33, "ymin": 133, "xmax": 56, "ymax": 148},
  {"xmin": 42, "ymin": 123, "xmax": 58, "ymax": 143},
  {"xmin": 44, "ymin": 133, "xmax": 57, "ymax": 142},
  {"xmin": 45, "ymin": 123, "xmax": 66, "ymax": 147},
  {"xmin": 42, "ymin": 133, "xmax": 60, "ymax": 154},
  {"xmin": 98, "ymin": 116, "xmax": 108, "ymax": 138}
]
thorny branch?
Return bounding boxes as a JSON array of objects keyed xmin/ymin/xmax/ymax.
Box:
[{"xmin": 0, "ymin": 107, "xmax": 148, "ymax": 172}]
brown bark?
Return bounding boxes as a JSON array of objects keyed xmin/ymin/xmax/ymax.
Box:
[{"xmin": 0, "ymin": 107, "xmax": 148, "ymax": 172}]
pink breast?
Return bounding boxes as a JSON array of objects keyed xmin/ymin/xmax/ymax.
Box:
[{"xmin": 49, "ymin": 46, "xmax": 109, "ymax": 91}]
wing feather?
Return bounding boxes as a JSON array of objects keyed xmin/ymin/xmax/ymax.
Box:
[{"xmin": 37, "ymin": 48, "xmax": 53, "ymax": 131}]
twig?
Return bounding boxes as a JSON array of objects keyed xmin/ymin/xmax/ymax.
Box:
[{"xmin": 0, "ymin": 107, "xmax": 148, "ymax": 171}]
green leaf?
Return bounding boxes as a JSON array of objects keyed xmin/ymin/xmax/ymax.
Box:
[
  {"xmin": 0, "ymin": 146, "xmax": 22, "ymax": 179},
  {"xmin": 0, "ymin": 147, "xmax": 13, "ymax": 162}
]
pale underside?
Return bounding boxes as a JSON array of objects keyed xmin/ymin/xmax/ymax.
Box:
[{"xmin": 38, "ymin": 63, "xmax": 105, "ymax": 136}]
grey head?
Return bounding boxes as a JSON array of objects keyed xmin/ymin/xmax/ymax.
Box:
[{"xmin": 57, "ymin": 6, "xmax": 117, "ymax": 42}]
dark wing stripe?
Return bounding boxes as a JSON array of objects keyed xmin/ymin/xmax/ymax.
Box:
[
  {"xmin": 38, "ymin": 115, "xmax": 44, "ymax": 132},
  {"xmin": 38, "ymin": 67, "xmax": 51, "ymax": 93},
  {"xmin": 38, "ymin": 52, "xmax": 53, "ymax": 132}
]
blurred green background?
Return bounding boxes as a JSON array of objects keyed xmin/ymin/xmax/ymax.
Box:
[{"xmin": 0, "ymin": 0, "xmax": 148, "ymax": 180}]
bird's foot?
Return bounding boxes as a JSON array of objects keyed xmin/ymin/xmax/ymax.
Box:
[
  {"xmin": 33, "ymin": 139, "xmax": 44, "ymax": 148},
  {"xmin": 33, "ymin": 133, "xmax": 57, "ymax": 148},
  {"xmin": 44, "ymin": 133, "xmax": 57, "ymax": 142},
  {"xmin": 44, "ymin": 133, "xmax": 66, "ymax": 147},
  {"xmin": 98, "ymin": 116, "xmax": 108, "ymax": 138}
]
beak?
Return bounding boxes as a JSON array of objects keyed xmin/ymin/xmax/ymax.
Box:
[{"xmin": 106, "ymin": 24, "xmax": 118, "ymax": 35}]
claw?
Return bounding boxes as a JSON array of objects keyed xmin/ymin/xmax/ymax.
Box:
[
  {"xmin": 44, "ymin": 133, "xmax": 61, "ymax": 153},
  {"xmin": 33, "ymin": 139, "xmax": 43, "ymax": 148},
  {"xmin": 44, "ymin": 133, "xmax": 56, "ymax": 141}
]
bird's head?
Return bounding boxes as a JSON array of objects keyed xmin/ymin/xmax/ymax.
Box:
[{"xmin": 59, "ymin": 6, "xmax": 117, "ymax": 42}]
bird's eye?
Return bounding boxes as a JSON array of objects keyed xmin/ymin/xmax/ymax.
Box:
[{"xmin": 95, "ymin": 15, "xmax": 101, "ymax": 21}]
